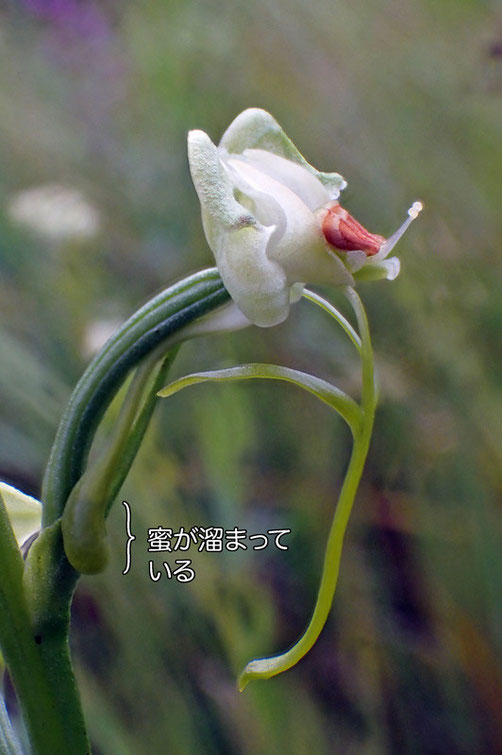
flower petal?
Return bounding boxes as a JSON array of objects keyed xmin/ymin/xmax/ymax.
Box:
[
  {"xmin": 222, "ymin": 155, "xmax": 287, "ymax": 243},
  {"xmin": 353, "ymin": 256, "xmax": 401, "ymax": 282},
  {"xmin": 223, "ymin": 155, "xmax": 353, "ymax": 291},
  {"xmin": 239, "ymin": 149, "xmax": 330, "ymax": 211},
  {"xmin": 343, "ymin": 249, "xmax": 367, "ymax": 273},
  {"xmin": 187, "ymin": 129, "xmax": 256, "ymax": 236},
  {"xmin": 188, "ymin": 129, "xmax": 291, "ymax": 326},
  {"xmin": 212, "ymin": 223, "xmax": 290, "ymax": 327}
]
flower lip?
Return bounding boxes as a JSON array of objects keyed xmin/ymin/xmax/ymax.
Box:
[{"xmin": 321, "ymin": 202, "xmax": 386, "ymax": 256}]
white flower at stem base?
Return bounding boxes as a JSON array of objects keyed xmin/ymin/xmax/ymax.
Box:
[{"xmin": 188, "ymin": 108, "xmax": 422, "ymax": 327}]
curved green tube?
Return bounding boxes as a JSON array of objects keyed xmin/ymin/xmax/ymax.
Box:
[{"xmin": 42, "ymin": 268, "xmax": 229, "ymax": 526}]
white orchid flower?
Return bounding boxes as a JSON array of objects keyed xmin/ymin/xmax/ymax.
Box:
[{"xmin": 188, "ymin": 108, "xmax": 422, "ymax": 327}]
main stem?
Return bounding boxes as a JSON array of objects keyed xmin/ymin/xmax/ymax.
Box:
[
  {"xmin": 0, "ymin": 270, "xmax": 229, "ymax": 754},
  {"xmin": 0, "ymin": 498, "xmax": 88, "ymax": 754}
]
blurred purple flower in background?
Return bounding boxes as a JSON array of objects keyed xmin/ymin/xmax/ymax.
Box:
[
  {"xmin": 22, "ymin": 0, "xmax": 111, "ymax": 41},
  {"xmin": 20, "ymin": 0, "xmax": 127, "ymax": 154}
]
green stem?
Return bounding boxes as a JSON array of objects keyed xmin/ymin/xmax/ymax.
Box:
[
  {"xmin": 42, "ymin": 268, "xmax": 228, "ymax": 527},
  {"xmin": 15, "ymin": 270, "xmax": 229, "ymax": 753},
  {"xmin": 238, "ymin": 287, "xmax": 376, "ymax": 690},
  {"xmin": 61, "ymin": 348, "xmax": 179, "ymax": 574},
  {"xmin": 0, "ymin": 496, "xmax": 90, "ymax": 754},
  {"xmin": 105, "ymin": 348, "xmax": 179, "ymax": 508},
  {"xmin": 344, "ymin": 286, "xmax": 375, "ymax": 416},
  {"xmin": 302, "ymin": 288, "xmax": 362, "ymax": 353}
]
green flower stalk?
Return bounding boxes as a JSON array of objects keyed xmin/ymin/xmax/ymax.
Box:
[
  {"xmin": 158, "ymin": 285, "xmax": 375, "ymax": 690},
  {"xmin": 174, "ymin": 108, "xmax": 421, "ymax": 688},
  {"xmin": 0, "ymin": 107, "xmax": 421, "ymax": 752}
]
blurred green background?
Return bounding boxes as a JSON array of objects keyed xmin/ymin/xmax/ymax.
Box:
[{"xmin": 1, "ymin": 0, "xmax": 502, "ymax": 752}]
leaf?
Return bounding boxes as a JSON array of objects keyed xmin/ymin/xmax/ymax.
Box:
[{"xmin": 158, "ymin": 363, "xmax": 361, "ymax": 433}]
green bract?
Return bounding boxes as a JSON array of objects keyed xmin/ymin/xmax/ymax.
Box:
[{"xmin": 158, "ymin": 362, "xmax": 362, "ymax": 433}]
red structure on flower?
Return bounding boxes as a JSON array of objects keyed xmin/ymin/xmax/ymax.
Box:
[{"xmin": 322, "ymin": 202, "xmax": 386, "ymax": 256}]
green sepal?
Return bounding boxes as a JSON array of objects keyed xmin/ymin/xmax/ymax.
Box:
[
  {"xmin": 353, "ymin": 256, "xmax": 400, "ymax": 282},
  {"xmin": 158, "ymin": 362, "xmax": 362, "ymax": 433}
]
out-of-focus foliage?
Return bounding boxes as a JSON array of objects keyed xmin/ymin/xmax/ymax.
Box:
[{"xmin": 1, "ymin": 0, "xmax": 502, "ymax": 752}]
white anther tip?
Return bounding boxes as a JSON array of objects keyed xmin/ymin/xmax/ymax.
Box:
[{"xmin": 408, "ymin": 201, "xmax": 423, "ymax": 220}]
